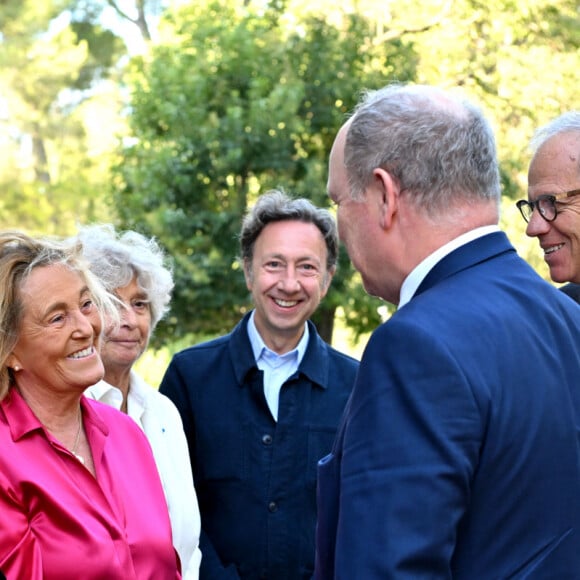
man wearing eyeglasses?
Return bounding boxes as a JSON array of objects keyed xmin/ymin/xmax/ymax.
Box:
[{"xmin": 516, "ymin": 111, "xmax": 580, "ymax": 285}]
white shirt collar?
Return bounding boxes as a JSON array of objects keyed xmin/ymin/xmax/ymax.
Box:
[
  {"xmin": 398, "ymin": 225, "xmax": 500, "ymax": 308},
  {"xmin": 85, "ymin": 370, "xmax": 148, "ymax": 425},
  {"xmin": 247, "ymin": 310, "xmax": 309, "ymax": 366}
]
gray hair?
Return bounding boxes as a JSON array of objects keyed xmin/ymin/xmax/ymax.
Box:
[
  {"xmin": 240, "ymin": 189, "xmax": 338, "ymax": 276},
  {"xmin": 530, "ymin": 110, "xmax": 580, "ymax": 155},
  {"xmin": 345, "ymin": 83, "xmax": 501, "ymax": 213},
  {"xmin": 76, "ymin": 224, "xmax": 174, "ymax": 330},
  {"xmin": 0, "ymin": 231, "xmax": 117, "ymax": 399}
]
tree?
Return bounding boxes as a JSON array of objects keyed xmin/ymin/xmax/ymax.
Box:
[
  {"xmin": 2, "ymin": 0, "xmax": 576, "ymax": 351},
  {"xmin": 0, "ymin": 0, "xmax": 126, "ymax": 234},
  {"xmin": 114, "ymin": 0, "xmax": 418, "ymax": 346}
]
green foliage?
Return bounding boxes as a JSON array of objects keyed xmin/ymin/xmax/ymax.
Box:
[
  {"xmin": 0, "ymin": 0, "xmax": 125, "ymax": 235},
  {"xmin": 70, "ymin": 20, "xmax": 125, "ymax": 86},
  {"xmin": 114, "ymin": 0, "xmax": 416, "ymax": 345},
  {"xmin": 1, "ymin": 0, "xmax": 578, "ymax": 351},
  {"xmin": 403, "ymin": 0, "xmax": 580, "ymax": 198}
]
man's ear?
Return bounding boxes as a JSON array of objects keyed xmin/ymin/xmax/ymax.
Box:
[
  {"xmin": 373, "ymin": 167, "xmax": 399, "ymax": 230},
  {"xmin": 321, "ymin": 266, "xmax": 336, "ymax": 297},
  {"xmin": 243, "ymin": 259, "xmax": 253, "ymax": 291}
]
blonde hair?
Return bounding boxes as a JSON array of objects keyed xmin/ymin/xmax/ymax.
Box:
[{"xmin": 0, "ymin": 231, "xmax": 117, "ymax": 400}]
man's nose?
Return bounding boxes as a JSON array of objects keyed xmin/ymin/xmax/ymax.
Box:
[
  {"xmin": 525, "ymin": 209, "xmax": 550, "ymax": 237},
  {"xmin": 277, "ymin": 267, "xmax": 301, "ymax": 292}
]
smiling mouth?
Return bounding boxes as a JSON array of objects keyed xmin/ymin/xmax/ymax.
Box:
[
  {"xmin": 545, "ymin": 243, "xmax": 564, "ymax": 255},
  {"xmin": 67, "ymin": 346, "xmax": 94, "ymax": 360},
  {"xmin": 274, "ymin": 298, "xmax": 299, "ymax": 308}
]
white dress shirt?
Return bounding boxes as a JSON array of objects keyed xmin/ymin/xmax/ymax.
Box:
[
  {"xmin": 85, "ymin": 371, "xmax": 202, "ymax": 580},
  {"xmin": 399, "ymin": 225, "xmax": 501, "ymax": 308},
  {"xmin": 247, "ymin": 310, "xmax": 309, "ymax": 421}
]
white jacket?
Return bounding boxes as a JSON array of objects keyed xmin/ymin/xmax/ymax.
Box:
[{"xmin": 86, "ymin": 371, "xmax": 202, "ymax": 579}]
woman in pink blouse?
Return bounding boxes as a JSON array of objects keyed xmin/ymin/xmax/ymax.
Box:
[{"xmin": 0, "ymin": 231, "xmax": 180, "ymax": 579}]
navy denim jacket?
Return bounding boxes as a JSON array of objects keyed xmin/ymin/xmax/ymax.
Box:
[{"xmin": 160, "ymin": 312, "xmax": 359, "ymax": 580}]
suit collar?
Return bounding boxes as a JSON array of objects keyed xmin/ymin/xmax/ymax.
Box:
[{"xmin": 414, "ymin": 231, "xmax": 515, "ymax": 298}]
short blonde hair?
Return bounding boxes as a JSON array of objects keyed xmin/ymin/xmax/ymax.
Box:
[{"xmin": 0, "ymin": 231, "xmax": 117, "ymax": 400}]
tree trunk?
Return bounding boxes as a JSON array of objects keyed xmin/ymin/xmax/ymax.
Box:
[{"xmin": 312, "ymin": 305, "xmax": 335, "ymax": 345}]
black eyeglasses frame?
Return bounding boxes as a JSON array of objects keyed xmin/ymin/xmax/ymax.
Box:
[{"xmin": 516, "ymin": 188, "xmax": 580, "ymax": 223}]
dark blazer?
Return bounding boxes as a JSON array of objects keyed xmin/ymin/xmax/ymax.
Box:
[
  {"xmin": 560, "ymin": 282, "xmax": 580, "ymax": 304},
  {"xmin": 160, "ymin": 314, "xmax": 359, "ymax": 580},
  {"xmin": 315, "ymin": 232, "xmax": 580, "ymax": 579}
]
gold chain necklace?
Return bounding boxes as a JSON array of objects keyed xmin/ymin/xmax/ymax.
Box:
[{"xmin": 71, "ymin": 408, "xmax": 85, "ymax": 465}]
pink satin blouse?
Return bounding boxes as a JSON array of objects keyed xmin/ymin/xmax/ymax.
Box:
[{"xmin": 0, "ymin": 388, "xmax": 181, "ymax": 579}]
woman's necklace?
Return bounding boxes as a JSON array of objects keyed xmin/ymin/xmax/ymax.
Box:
[{"xmin": 71, "ymin": 408, "xmax": 85, "ymax": 465}]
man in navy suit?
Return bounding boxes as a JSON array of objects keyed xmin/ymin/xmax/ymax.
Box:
[{"xmin": 315, "ymin": 83, "xmax": 580, "ymax": 578}]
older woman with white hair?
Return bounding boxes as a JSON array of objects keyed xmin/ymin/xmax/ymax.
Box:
[{"xmin": 79, "ymin": 224, "xmax": 201, "ymax": 580}]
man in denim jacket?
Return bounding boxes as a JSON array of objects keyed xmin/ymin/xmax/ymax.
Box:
[{"xmin": 160, "ymin": 189, "xmax": 359, "ymax": 580}]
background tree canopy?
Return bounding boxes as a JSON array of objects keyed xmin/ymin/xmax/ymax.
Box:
[
  {"xmin": 1, "ymin": 0, "xmax": 578, "ymax": 353},
  {"xmin": 114, "ymin": 1, "xmax": 417, "ymax": 344}
]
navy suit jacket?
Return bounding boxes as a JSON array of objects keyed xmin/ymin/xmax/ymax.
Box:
[
  {"xmin": 315, "ymin": 232, "xmax": 580, "ymax": 579},
  {"xmin": 160, "ymin": 314, "xmax": 359, "ymax": 580},
  {"xmin": 560, "ymin": 283, "xmax": 580, "ymax": 304}
]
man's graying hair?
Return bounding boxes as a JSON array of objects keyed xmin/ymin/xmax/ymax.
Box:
[
  {"xmin": 530, "ymin": 111, "xmax": 580, "ymax": 162},
  {"xmin": 240, "ymin": 189, "xmax": 338, "ymax": 274},
  {"xmin": 345, "ymin": 84, "xmax": 501, "ymax": 213}
]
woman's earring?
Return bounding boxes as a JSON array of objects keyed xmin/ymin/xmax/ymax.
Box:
[{"xmin": 13, "ymin": 366, "xmax": 20, "ymax": 372}]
